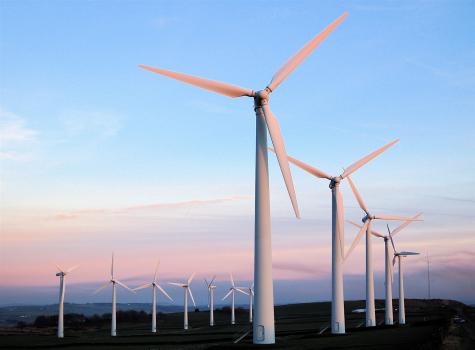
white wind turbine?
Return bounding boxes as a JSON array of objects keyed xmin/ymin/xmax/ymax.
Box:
[
  {"xmin": 133, "ymin": 260, "xmax": 173, "ymax": 333},
  {"xmin": 238, "ymin": 283, "xmax": 254, "ymax": 323},
  {"xmin": 93, "ymin": 253, "xmax": 135, "ymax": 336},
  {"xmin": 348, "ymin": 212, "xmax": 423, "ymax": 325},
  {"xmin": 204, "ymin": 276, "xmax": 217, "ymax": 326},
  {"xmin": 222, "ymin": 274, "xmax": 249, "ymax": 325},
  {"xmin": 55, "ymin": 264, "xmax": 78, "ymax": 338},
  {"xmin": 139, "ymin": 12, "xmax": 348, "ymax": 344},
  {"xmin": 271, "ymin": 138, "xmax": 399, "ymax": 334},
  {"xmin": 388, "ymin": 226, "xmax": 420, "ymax": 325},
  {"xmin": 169, "ymin": 273, "xmax": 196, "ymax": 330},
  {"xmin": 345, "ymin": 177, "xmax": 421, "ymax": 327}
]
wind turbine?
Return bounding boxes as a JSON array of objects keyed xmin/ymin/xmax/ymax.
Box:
[
  {"xmin": 345, "ymin": 176, "xmax": 421, "ymax": 327},
  {"xmin": 133, "ymin": 260, "xmax": 173, "ymax": 333},
  {"xmin": 388, "ymin": 226, "xmax": 420, "ymax": 325},
  {"xmin": 222, "ymin": 274, "xmax": 249, "ymax": 325},
  {"xmin": 271, "ymin": 138, "xmax": 399, "ymax": 334},
  {"xmin": 55, "ymin": 264, "xmax": 78, "ymax": 338},
  {"xmin": 348, "ymin": 212, "xmax": 422, "ymax": 325},
  {"xmin": 238, "ymin": 283, "xmax": 254, "ymax": 323},
  {"xmin": 139, "ymin": 12, "xmax": 348, "ymax": 344},
  {"xmin": 93, "ymin": 253, "xmax": 135, "ymax": 336},
  {"xmin": 204, "ymin": 276, "xmax": 217, "ymax": 326},
  {"xmin": 169, "ymin": 273, "xmax": 196, "ymax": 330}
]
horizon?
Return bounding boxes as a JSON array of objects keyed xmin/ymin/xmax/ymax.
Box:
[{"xmin": 1, "ymin": 0, "xmax": 474, "ymax": 308}]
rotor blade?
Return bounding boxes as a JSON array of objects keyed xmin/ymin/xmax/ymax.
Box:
[
  {"xmin": 235, "ymin": 287, "xmax": 249, "ymax": 296},
  {"xmin": 222, "ymin": 289, "xmax": 233, "ymax": 300},
  {"xmin": 115, "ymin": 280, "xmax": 136, "ymax": 293},
  {"xmin": 187, "ymin": 272, "xmax": 196, "ymax": 285},
  {"xmin": 133, "ymin": 283, "xmax": 152, "ymax": 291},
  {"xmin": 187, "ymin": 288, "xmax": 196, "ymax": 307},
  {"xmin": 399, "ymin": 251, "xmax": 420, "ymax": 256},
  {"xmin": 391, "ymin": 213, "xmax": 423, "ymax": 237},
  {"xmin": 392, "ymin": 255, "xmax": 397, "ymax": 267},
  {"xmin": 210, "ymin": 275, "xmax": 216, "ymax": 285},
  {"xmin": 345, "ymin": 220, "xmax": 369, "ymax": 260},
  {"xmin": 111, "ymin": 253, "xmax": 114, "ymax": 279},
  {"xmin": 262, "ymin": 105, "xmax": 300, "ymax": 218},
  {"xmin": 204, "ymin": 278, "xmax": 209, "ymax": 288},
  {"xmin": 55, "ymin": 264, "xmax": 64, "ymax": 273},
  {"xmin": 168, "ymin": 282, "xmax": 186, "ymax": 287},
  {"xmin": 341, "ymin": 139, "xmax": 399, "ymax": 179},
  {"xmin": 269, "ymin": 147, "xmax": 332, "ymax": 180},
  {"xmin": 66, "ymin": 265, "xmax": 79, "ymax": 273},
  {"xmin": 375, "ymin": 214, "xmax": 423, "ymax": 221},
  {"xmin": 267, "ymin": 12, "xmax": 348, "ymax": 92},
  {"xmin": 93, "ymin": 281, "xmax": 110, "ymax": 295},
  {"xmin": 230, "ymin": 273, "xmax": 235, "ymax": 287},
  {"xmin": 154, "ymin": 259, "xmax": 160, "ymax": 282},
  {"xmin": 346, "ymin": 176, "xmax": 369, "ymax": 214},
  {"xmin": 347, "ymin": 219, "xmax": 383, "ymax": 237},
  {"xmin": 388, "ymin": 226, "xmax": 397, "ymax": 253},
  {"xmin": 139, "ymin": 65, "xmax": 254, "ymax": 98},
  {"xmin": 156, "ymin": 284, "xmax": 173, "ymax": 301}
]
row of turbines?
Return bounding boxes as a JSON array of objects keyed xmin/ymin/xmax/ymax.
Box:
[{"xmin": 54, "ymin": 10, "xmax": 424, "ymax": 345}]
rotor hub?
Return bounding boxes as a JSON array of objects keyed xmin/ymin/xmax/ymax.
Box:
[
  {"xmin": 253, "ymin": 89, "xmax": 271, "ymax": 108},
  {"xmin": 329, "ymin": 176, "xmax": 341, "ymax": 189}
]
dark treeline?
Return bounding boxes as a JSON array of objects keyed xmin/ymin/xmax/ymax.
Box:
[{"xmin": 32, "ymin": 310, "xmax": 151, "ymax": 328}]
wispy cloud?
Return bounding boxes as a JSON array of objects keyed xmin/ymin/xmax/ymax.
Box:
[
  {"xmin": 51, "ymin": 195, "xmax": 251, "ymax": 220},
  {"xmin": 0, "ymin": 107, "xmax": 37, "ymax": 160}
]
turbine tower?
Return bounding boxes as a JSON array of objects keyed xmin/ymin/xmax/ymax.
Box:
[
  {"xmin": 169, "ymin": 273, "xmax": 196, "ymax": 330},
  {"xmin": 139, "ymin": 12, "xmax": 348, "ymax": 344},
  {"xmin": 222, "ymin": 273, "xmax": 248, "ymax": 325},
  {"xmin": 55, "ymin": 264, "xmax": 78, "ymax": 338},
  {"xmin": 345, "ymin": 176, "xmax": 421, "ymax": 327},
  {"xmin": 388, "ymin": 227, "xmax": 420, "ymax": 325},
  {"xmin": 271, "ymin": 139, "xmax": 399, "ymax": 334},
  {"xmin": 93, "ymin": 253, "xmax": 135, "ymax": 336},
  {"xmin": 204, "ymin": 276, "xmax": 217, "ymax": 326},
  {"xmin": 348, "ymin": 212, "xmax": 422, "ymax": 325},
  {"xmin": 133, "ymin": 260, "xmax": 173, "ymax": 333}
]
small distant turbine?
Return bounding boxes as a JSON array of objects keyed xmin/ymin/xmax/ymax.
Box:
[
  {"xmin": 204, "ymin": 276, "xmax": 217, "ymax": 326},
  {"xmin": 349, "ymin": 212, "xmax": 422, "ymax": 325},
  {"xmin": 345, "ymin": 176, "xmax": 421, "ymax": 327},
  {"xmin": 93, "ymin": 253, "xmax": 135, "ymax": 337},
  {"xmin": 238, "ymin": 283, "xmax": 254, "ymax": 323},
  {"xmin": 169, "ymin": 273, "xmax": 196, "ymax": 330},
  {"xmin": 55, "ymin": 264, "xmax": 78, "ymax": 338},
  {"xmin": 388, "ymin": 227, "xmax": 420, "ymax": 325},
  {"xmin": 134, "ymin": 260, "xmax": 173, "ymax": 333},
  {"xmin": 222, "ymin": 273, "xmax": 248, "ymax": 325},
  {"xmin": 270, "ymin": 138, "xmax": 399, "ymax": 334}
]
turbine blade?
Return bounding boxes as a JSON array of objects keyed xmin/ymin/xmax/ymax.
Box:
[
  {"xmin": 388, "ymin": 226, "xmax": 397, "ymax": 253},
  {"xmin": 235, "ymin": 287, "xmax": 249, "ymax": 296},
  {"xmin": 93, "ymin": 281, "xmax": 110, "ymax": 295},
  {"xmin": 341, "ymin": 139, "xmax": 399, "ymax": 179},
  {"xmin": 139, "ymin": 65, "xmax": 254, "ymax": 98},
  {"xmin": 267, "ymin": 12, "xmax": 348, "ymax": 92},
  {"xmin": 348, "ymin": 220, "xmax": 384, "ymax": 238},
  {"xmin": 115, "ymin": 280, "xmax": 136, "ymax": 293},
  {"xmin": 346, "ymin": 176, "xmax": 369, "ymax": 214},
  {"xmin": 345, "ymin": 220, "xmax": 369, "ymax": 260},
  {"xmin": 222, "ymin": 289, "xmax": 233, "ymax": 300},
  {"xmin": 156, "ymin": 284, "xmax": 173, "ymax": 301},
  {"xmin": 391, "ymin": 213, "xmax": 423, "ymax": 237},
  {"xmin": 375, "ymin": 214, "xmax": 423, "ymax": 221},
  {"xmin": 187, "ymin": 272, "xmax": 196, "ymax": 285},
  {"xmin": 168, "ymin": 282, "xmax": 186, "ymax": 287},
  {"xmin": 154, "ymin": 259, "xmax": 160, "ymax": 282},
  {"xmin": 187, "ymin": 288, "xmax": 196, "ymax": 307},
  {"xmin": 133, "ymin": 283, "xmax": 152, "ymax": 291},
  {"xmin": 262, "ymin": 105, "xmax": 300, "ymax": 218},
  {"xmin": 55, "ymin": 264, "xmax": 64, "ymax": 273},
  {"xmin": 230, "ymin": 273, "xmax": 235, "ymax": 287},
  {"xmin": 204, "ymin": 278, "xmax": 209, "ymax": 288},
  {"xmin": 66, "ymin": 265, "xmax": 79, "ymax": 273},
  {"xmin": 210, "ymin": 275, "xmax": 216, "ymax": 285},
  {"xmin": 399, "ymin": 251, "xmax": 420, "ymax": 256},
  {"xmin": 269, "ymin": 147, "xmax": 332, "ymax": 179},
  {"xmin": 111, "ymin": 253, "xmax": 114, "ymax": 279}
]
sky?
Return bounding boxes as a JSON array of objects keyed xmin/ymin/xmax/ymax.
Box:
[{"xmin": 1, "ymin": 0, "xmax": 474, "ymax": 307}]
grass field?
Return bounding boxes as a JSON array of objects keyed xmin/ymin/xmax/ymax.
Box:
[{"xmin": 1, "ymin": 299, "xmax": 473, "ymax": 349}]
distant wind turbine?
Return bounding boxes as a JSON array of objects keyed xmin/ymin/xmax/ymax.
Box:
[
  {"xmin": 93, "ymin": 253, "xmax": 135, "ymax": 336},
  {"xmin": 222, "ymin": 273, "xmax": 248, "ymax": 325},
  {"xmin": 55, "ymin": 264, "xmax": 78, "ymax": 338},
  {"xmin": 345, "ymin": 176, "xmax": 421, "ymax": 327},
  {"xmin": 204, "ymin": 276, "xmax": 217, "ymax": 326},
  {"xmin": 169, "ymin": 273, "xmax": 196, "ymax": 330},
  {"xmin": 139, "ymin": 12, "xmax": 348, "ymax": 344},
  {"xmin": 133, "ymin": 260, "xmax": 173, "ymax": 333},
  {"xmin": 238, "ymin": 283, "xmax": 254, "ymax": 323},
  {"xmin": 271, "ymin": 138, "xmax": 399, "ymax": 334},
  {"xmin": 348, "ymin": 212, "xmax": 422, "ymax": 325}
]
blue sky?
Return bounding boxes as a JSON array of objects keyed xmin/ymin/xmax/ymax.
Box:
[{"xmin": 1, "ymin": 0, "xmax": 474, "ymax": 305}]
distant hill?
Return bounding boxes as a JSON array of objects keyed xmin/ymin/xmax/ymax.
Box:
[{"xmin": 0, "ymin": 303, "xmax": 183, "ymax": 327}]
